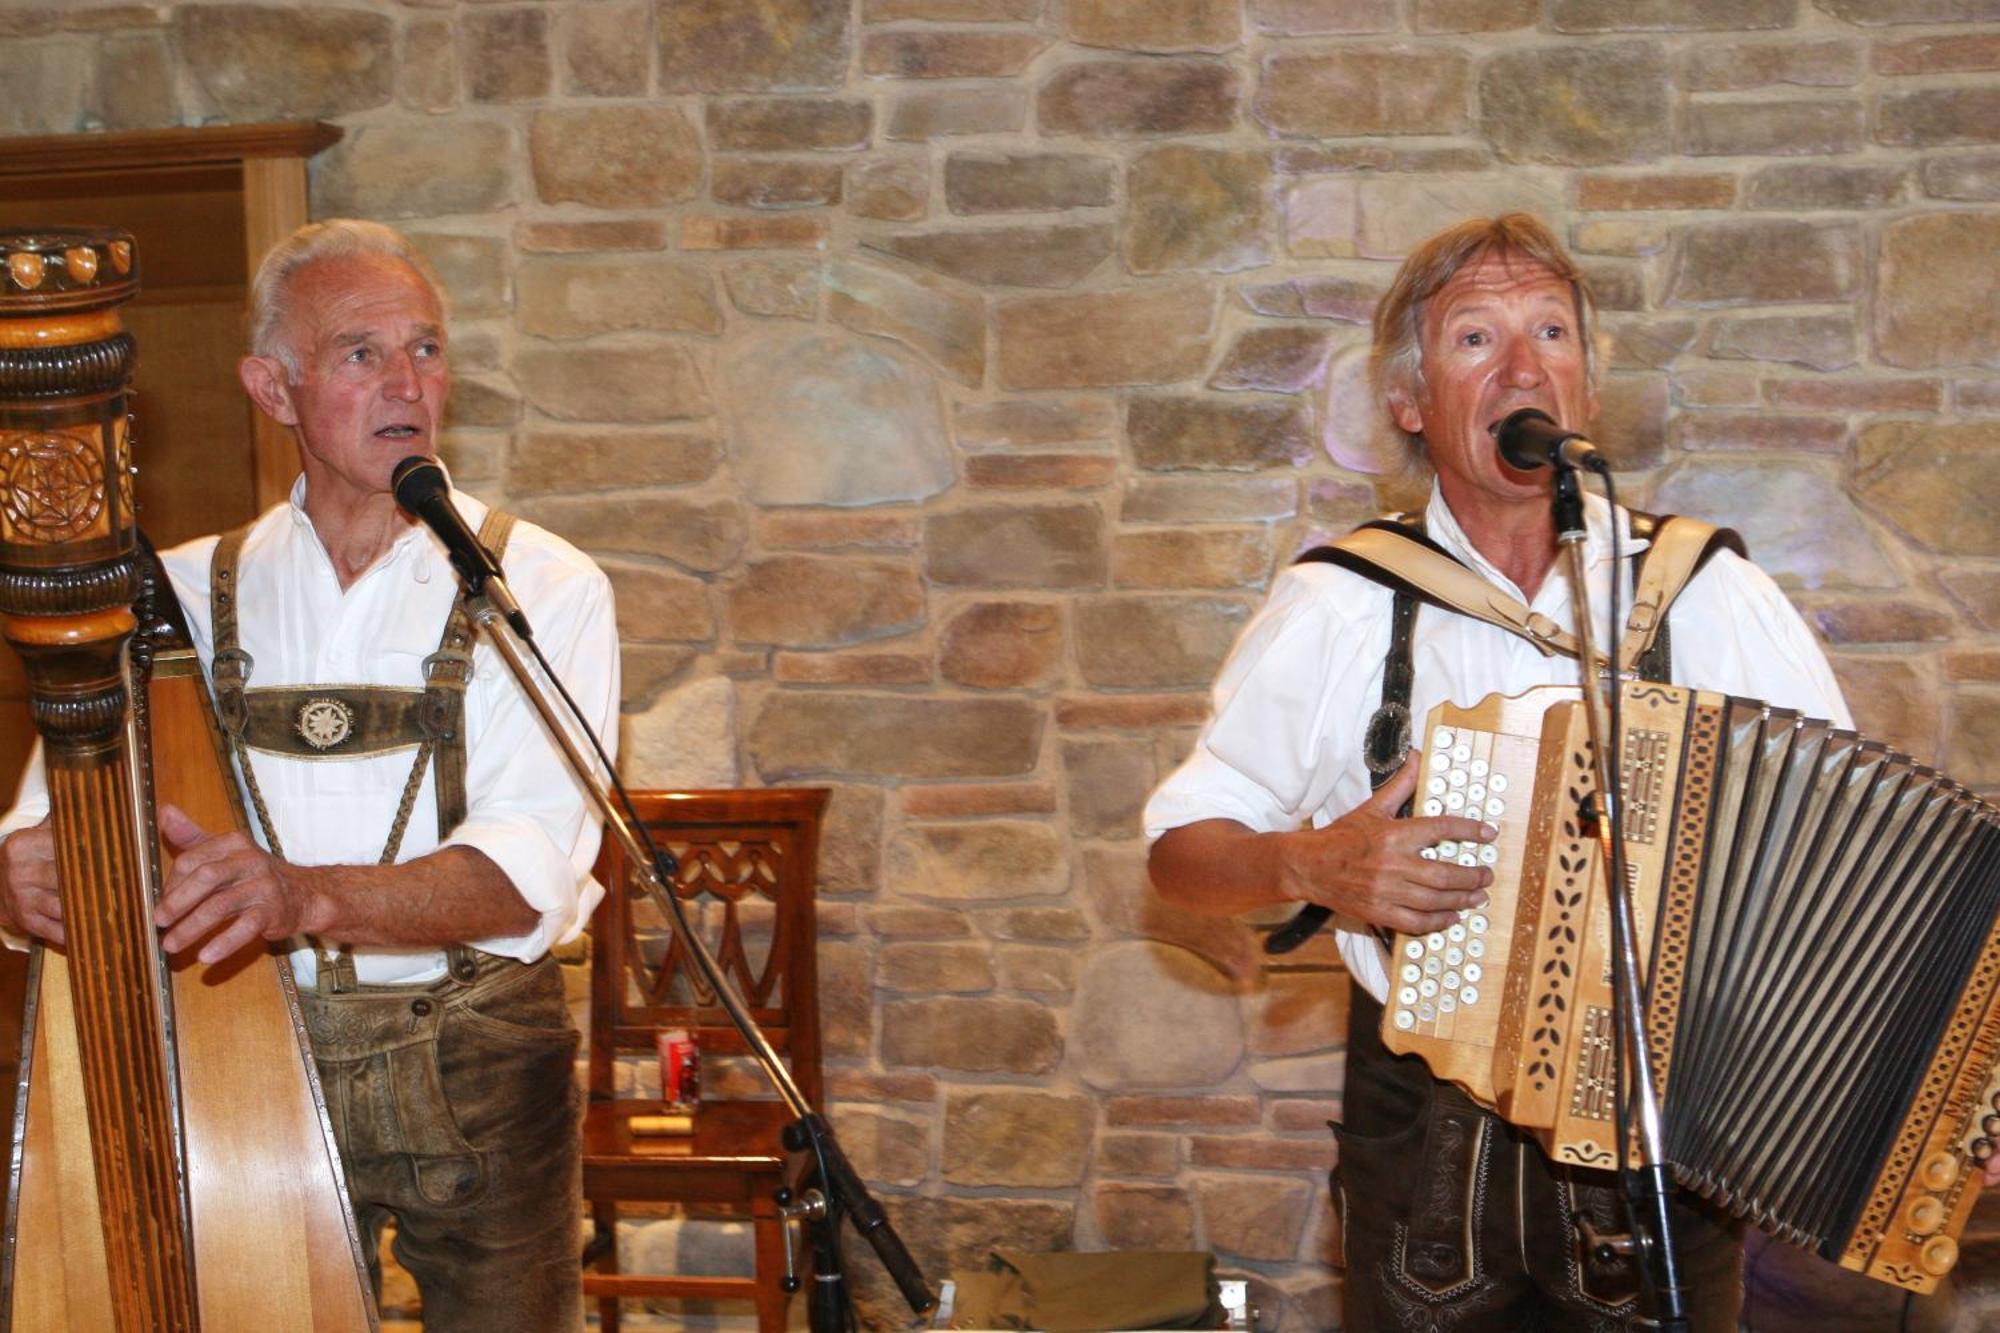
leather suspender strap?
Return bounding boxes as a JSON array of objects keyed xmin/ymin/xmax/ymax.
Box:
[
  {"xmin": 1617, "ymin": 513, "xmax": 1744, "ymax": 678},
  {"xmin": 428, "ymin": 508, "xmax": 516, "ymax": 838}
]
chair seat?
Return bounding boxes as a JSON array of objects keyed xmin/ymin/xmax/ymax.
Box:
[{"xmin": 582, "ymin": 1099, "xmax": 797, "ymax": 1206}]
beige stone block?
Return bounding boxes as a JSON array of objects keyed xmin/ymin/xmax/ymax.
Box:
[
  {"xmin": 1255, "ymin": 0, "xmax": 1399, "ymax": 33},
  {"xmin": 1353, "ymin": 176, "xmax": 1564, "ymax": 260},
  {"xmin": 1478, "ymin": 42, "xmax": 1669, "ymax": 166},
  {"xmin": 1940, "ymin": 569, "xmax": 2000, "ymax": 632},
  {"xmin": 727, "ymin": 554, "xmax": 926, "ymax": 648},
  {"xmin": 1746, "ymin": 164, "xmax": 1907, "ymax": 211},
  {"xmin": 514, "ymin": 340, "xmax": 713, "ymax": 423},
  {"xmin": 1062, "ymin": 738, "xmax": 1156, "ymax": 838},
  {"xmin": 1093, "ymin": 1184, "xmax": 1196, "ymax": 1249},
  {"xmin": 1073, "ymin": 941, "xmax": 1244, "ymax": 1089},
  {"xmin": 866, "ymin": 224, "xmax": 1113, "ymax": 288},
  {"xmin": 880, "ymin": 941, "xmax": 995, "ymax": 992},
  {"xmin": 1107, "ymin": 1094, "xmax": 1259, "ymax": 1127},
  {"xmin": 1240, "ymin": 274, "xmax": 1383, "ymax": 324},
  {"xmin": 1075, "ymin": 595, "xmax": 1250, "ymax": 687},
  {"xmin": 1198, "ymin": 1177, "xmax": 1313, "ymax": 1262},
  {"xmin": 1674, "ymin": 367, "xmax": 1761, "ymax": 409},
  {"xmin": 175, "ymin": 4, "xmax": 391, "ymax": 119},
  {"xmin": 880, "ymin": 996, "xmax": 1062, "ymax": 1072},
  {"xmin": 464, "ymin": 7, "xmax": 549, "ymax": 102},
  {"xmin": 561, "ymin": 1, "xmax": 650, "ymax": 97},
  {"xmin": 900, "ymin": 783, "xmax": 1058, "ymax": 818},
  {"xmin": 443, "ymin": 376, "xmax": 519, "ymax": 431},
  {"xmin": 821, "ymin": 783, "xmax": 886, "ymax": 895},
  {"xmin": 945, "ymin": 152, "xmax": 1115, "ymax": 214},
  {"xmin": 984, "ymin": 907, "xmax": 1089, "ymax": 942},
  {"xmin": 1706, "ymin": 313, "xmax": 1856, "ymax": 371},
  {"xmin": 925, "ymin": 502, "xmax": 1107, "ymax": 588},
  {"xmin": 601, "ymin": 560, "xmax": 715, "ymax": 644},
  {"xmin": 869, "ymin": 905, "xmax": 975, "ymax": 937},
  {"xmin": 1410, "ymin": 0, "xmax": 1537, "ymax": 29},
  {"xmin": 1944, "ymin": 693, "xmax": 2000, "ymax": 785},
  {"xmin": 759, "ymin": 510, "xmax": 922, "ymax": 551},
  {"xmin": 708, "ymin": 97, "xmax": 874, "ymax": 150},
  {"xmin": 1552, "ymin": 0, "xmax": 1794, "ymax": 26},
  {"xmin": 1605, "ymin": 314, "xmax": 1694, "ymax": 366},
  {"xmin": 96, "ymin": 34, "xmax": 174, "ymax": 130},
  {"xmin": 619, "ymin": 675, "xmax": 739, "ymax": 788},
  {"xmin": 944, "ymin": 1091, "xmax": 1093, "ymax": 1186},
  {"xmin": 955, "ymin": 396, "xmax": 1115, "ymax": 449},
  {"xmin": 517, "ymin": 492, "xmax": 745, "ymax": 571},
  {"xmin": 1879, "ymin": 88, "xmax": 2000, "ymax": 147},
  {"xmin": 1593, "ymin": 373, "xmax": 1670, "ymax": 468},
  {"xmin": 886, "ymin": 821, "xmax": 1067, "ymax": 900},
  {"xmin": 1112, "ymin": 529, "xmax": 1272, "ymax": 590},
  {"xmin": 1876, "ymin": 31, "xmax": 2000, "ymax": 74},
  {"xmin": 1762, "ymin": 377, "xmax": 1941, "ymax": 413},
  {"xmin": 712, "ymin": 158, "xmax": 844, "ymax": 209},
  {"xmin": 681, "ymin": 214, "xmax": 828, "ymax": 251},
  {"xmin": 509, "ymin": 430, "xmax": 718, "ymax": 494},
  {"xmin": 1577, "ymin": 172, "xmax": 1736, "ymax": 212},
  {"xmin": 1685, "ymin": 38, "xmax": 1860, "ymax": 90},
  {"xmin": 1271, "ymin": 1099, "xmax": 1342, "ymax": 1131},
  {"xmin": 1665, "ymin": 220, "xmax": 1859, "ymax": 307},
  {"xmin": 1191, "ymin": 1135, "xmax": 1336, "ymax": 1170},
  {"xmin": 405, "ymin": 233, "xmax": 506, "ymax": 319},
  {"xmin": 819, "ymin": 939, "xmax": 873, "ymax": 1059},
  {"xmin": 723, "ymin": 332, "xmax": 954, "ymax": 505},
  {"xmin": 773, "ymin": 650, "xmax": 930, "ymax": 684},
  {"xmin": 1828, "ymin": 656, "xmax": 1939, "ymax": 760},
  {"xmin": 1855, "ymin": 421, "xmax": 2000, "ymax": 555},
  {"xmin": 848, "ymin": 157, "xmax": 930, "ymax": 220},
  {"xmin": 658, "ymin": 0, "xmax": 849, "ymax": 92},
  {"xmin": 829, "ymin": 1105, "xmax": 930, "ymax": 1187},
  {"xmin": 1651, "ymin": 459, "xmax": 1897, "ymax": 590},
  {"xmin": 865, "ymin": 0, "xmax": 1041, "ymax": 16},
  {"xmin": 1125, "ymin": 146, "xmax": 1272, "ymax": 275},
  {"xmin": 938, "ymin": 601, "xmax": 1065, "ymax": 689},
  {"xmin": 887, "ymin": 86, "xmax": 1028, "ymax": 139},
  {"xmin": 997, "ymin": 282, "xmax": 1216, "ymax": 389},
  {"xmin": 748, "ymin": 693, "xmax": 1043, "ymax": 779},
  {"xmin": 1805, "ymin": 599, "xmax": 1953, "ymax": 646},
  {"xmin": 1119, "ymin": 476, "xmax": 1297, "ymax": 523},
  {"xmin": 1069, "ymin": 0, "xmax": 1238, "ymax": 50},
  {"xmin": 399, "ymin": 16, "xmax": 457, "ymax": 113},
  {"xmin": 1129, "ymin": 393, "xmax": 1311, "ymax": 472},
  {"xmin": 997, "ymin": 944, "xmax": 1077, "ymax": 993},
  {"xmin": 1055, "ymin": 695, "xmax": 1212, "ymax": 730},
  {"xmin": 1098, "ymin": 1132, "xmax": 1179, "ymax": 1177},
  {"xmin": 515, "ymin": 220, "xmax": 668, "ymax": 253},
  {"xmin": 1081, "ymin": 844, "xmax": 1255, "ymax": 976},
  {"xmin": 1684, "ymin": 98, "xmax": 1864, "ymax": 158},
  {"xmin": 618, "ymin": 644, "xmax": 697, "ymax": 708},
  {"xmin": 530, "ymin": 106, "xmax": 701, "ymax": 208},
  {"xmin": 966, "ymin": 454, "xmax": 1119, "ymax": 489},
  {"xmin": 517, "ymin": 257, "xmax": 721, "ymax": 339},
  {"xmin": 318, "ymin": 120, "xmax": 514, "ymax": 219},
  {"xmin": 1876, "ymin": 212, "xmax": 2000, "ymax": 370},
  {"xmin": 723, "ymin": 258, "xmax": 823, "ymax": 318},
  {"xmin": 1257, "ymin": 48, "xmax": 1467, "ymax": 139},
  {"xmin": 861, "ymin": 29, "xmax": 1047, "ymax": 78},
  {"xmin": 1210, "ymin": 327, "xmax": 1335, "ymax": 393},
  {"xmin": 827, "ymin": 257, "xmax": 983, "ymax": 385},
  {"xmin": 1037, "ymin": 59, "xmax": 1240, "ymax": 138}
]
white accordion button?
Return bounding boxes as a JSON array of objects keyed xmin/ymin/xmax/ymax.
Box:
[
  {"xmin": 1423, "ymin": 798, "xmax": 1444, "ymax": 817},
  {"xmin": 1404, "ymin": 939, "xmax": 1425, "ymax": 960},
  {"xmin": 1464, "ymin": 962, "xmax": 1483, "ymax": 983},
  {"xmin": 1434, "ymin": 727, "xmax": 1455, "ymax": 750},
  {"xmin": 1490, "ymin": 774, "xmax": 1509, "ymax": 793},
  {"xmin": 1394, "ymin": 1009, "xmax": 1416, "ymax": 1030},
  {"xmin": 1470, "ymin": 759, "xmax": 1489, "ymax": 778},
  {"xmin": 1459, "ymin": 986, "xmax": 1479, "ymax": 1006},
  {"xmin": 1467, "ymin": 938, "xmax": 1487, "ymax": 959}
]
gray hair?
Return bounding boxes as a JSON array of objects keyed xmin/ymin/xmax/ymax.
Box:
[{"xmin": 248, "ymin": 219, "xmax": 449, "ymax": 381}]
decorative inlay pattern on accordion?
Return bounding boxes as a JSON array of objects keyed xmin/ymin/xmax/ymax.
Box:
[
  {"xmin": 1648, "ymin": 699, "xmax": 1720, "ymax": 1091},
  {"xmin": 626, "ymin": 833, "xmax": 792, "ymax": 1011},
  {"xmin": 1526, "ymin": 749, "xmax": 1594, "ymax": 1096}
]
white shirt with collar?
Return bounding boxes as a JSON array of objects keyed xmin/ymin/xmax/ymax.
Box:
[
  {"xmin": 1, "ymin": 475, "xmax": 619, "ymax": 987},
  {"xmin": 1143, "ymin": 485, "xmax": 1852, "ymax": 1004}
]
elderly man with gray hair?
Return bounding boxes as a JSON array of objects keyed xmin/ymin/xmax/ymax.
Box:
[
  {"xmin": 0, "ymin": 219, "xmax": 617, "ymax": 1331},
  {"xmin": 1147, "ymin": 215, "xmax": 1850, "ymax": 1330}
]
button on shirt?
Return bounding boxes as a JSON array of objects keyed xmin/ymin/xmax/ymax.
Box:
[
  {"xmin": 0, "ymin": 478, "xmax": 619, "ymax": 987},
  {"xmin": 1143, "ymin": 487, "xmax": 1852, "ymax": 1004}
]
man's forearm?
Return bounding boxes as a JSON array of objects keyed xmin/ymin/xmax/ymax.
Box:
[
  {"xmin": 290, "ymin": 845, "xmax": 538, "ymax": 947},
  {"xmin": 1148, "ymin": 819, "xmax": 1300, "ymax": 919}
]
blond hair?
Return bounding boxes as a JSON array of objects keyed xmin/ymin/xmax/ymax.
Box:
[
  {"xmin": 248, "ymin": 220, "xmax": 449, "ymax": 381},
  {"xmin": 1370, "ymin": 214, "xmax": 1599, "ymax": 461}
]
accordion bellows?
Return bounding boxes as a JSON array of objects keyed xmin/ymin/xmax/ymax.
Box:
[{"xmin": 1384, "ymin": 682, "xmax": 2000, "ymax": 1294}]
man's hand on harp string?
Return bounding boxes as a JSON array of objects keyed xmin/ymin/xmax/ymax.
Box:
[
  {"xmin": 0, "ymin": 819, "xmax": 62, "ymax": 946},
  {"xmin": 1274, "ymin": 757, "xmax": 1495, "ymax": 937}
]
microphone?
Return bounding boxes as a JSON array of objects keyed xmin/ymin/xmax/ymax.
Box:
[
  {"xmin": 1493, "ymin": 408, "xmax": 1607, "ymax": 473},
  {"xmin": 391, "ymin": 456, "xmax": 533, "ymax": 639}
]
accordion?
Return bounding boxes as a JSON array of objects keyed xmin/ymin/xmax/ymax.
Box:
[{"xmin": 1383, "ymin": 681, "xmax": 2000, "ymax": 1293}]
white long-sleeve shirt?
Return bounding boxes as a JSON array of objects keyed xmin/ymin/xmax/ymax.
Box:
[
  {"xmin": 1144, "ymin": 486, "xmax": 1852, "ymax": 1003},
  {"xmin": 1, "ymin": 478, "xmax": 619, "ymax": 986}
]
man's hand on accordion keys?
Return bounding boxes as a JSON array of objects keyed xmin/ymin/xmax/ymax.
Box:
[
  {"xmin": 0, "ymin": 818, "xmax": 62, "ymax": 946},
  {"xmin": 1278, "ymin": 756, "xmax": 1496, "ymax": 936}
]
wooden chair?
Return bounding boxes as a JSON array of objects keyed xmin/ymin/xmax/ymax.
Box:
[{"xmin": 581, "ymin": 787, "xmax": 829, "ymax": 1333}]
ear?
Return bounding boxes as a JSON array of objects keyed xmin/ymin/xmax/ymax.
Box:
[
  {"xmin": 1386, "ymin": 383, "xmax": 1425, "ymax": 438},
  {"xmin": 238, "ymin": 355, "xmax": 299, "ymax": 428}
]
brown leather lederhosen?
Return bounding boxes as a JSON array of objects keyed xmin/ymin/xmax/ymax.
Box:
[
  {"xmin": 1308, "ymin": 510, "xmax": 1747, "ymax": 1332},
  {"xmin": 207, "ymin": 509, "xmax": 515, "ymax": 990}
]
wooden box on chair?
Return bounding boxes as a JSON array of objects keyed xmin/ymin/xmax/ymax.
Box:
[{"xmin": 581, "ymin": 788, "xmax": 829, "ymax": 1333}]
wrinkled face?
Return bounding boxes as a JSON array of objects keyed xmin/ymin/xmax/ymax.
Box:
[
  {"xmin": 260, "ymin": 253, "xmax": 448, "ymax": 506},
  {"xmin": 1388, "ymin": 252, "xmax": 1597, "ymax": 510}
]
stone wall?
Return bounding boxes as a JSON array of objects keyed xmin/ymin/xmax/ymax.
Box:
[{"xmin": 6, "ymin": 0, "xmax": 2000, "ymax": 1327}]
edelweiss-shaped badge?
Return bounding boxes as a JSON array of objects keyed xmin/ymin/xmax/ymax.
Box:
[{"xmin": 295, "ymin": 698, "xmax": 355, "ymax": 751}]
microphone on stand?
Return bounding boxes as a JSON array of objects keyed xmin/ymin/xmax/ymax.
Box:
[
  {"xmin": 1494, "ymin": 407, "xmax": 1608, "ymax": 474},
  {"xmin": 391, "ymin": 455, "xmax": 533, "ymax": 639}
]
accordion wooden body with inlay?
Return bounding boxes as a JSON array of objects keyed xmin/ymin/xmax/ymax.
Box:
[{"xmin": 1382, "ymin": 681, "xmax": 2000, "ymax": 1294}]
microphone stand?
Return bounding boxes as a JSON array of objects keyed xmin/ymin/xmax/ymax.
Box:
[
  {"xmin": 461, "ymin": 591, "xmax": 937, "ymax": 1330},
  {"xmin": 1547, "ymin": 463, "xmax": 1688, "ymax": 1332}
]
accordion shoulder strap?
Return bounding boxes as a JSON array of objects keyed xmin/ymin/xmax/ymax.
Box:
[{"xmin": 1617, "ymin": 513, "xmax": 1746, "ymax": 676}]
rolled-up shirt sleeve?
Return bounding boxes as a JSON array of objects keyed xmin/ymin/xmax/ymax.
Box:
[{"xmin": 444, "ymin": 557, "xmax": 618, "ymax": 963}]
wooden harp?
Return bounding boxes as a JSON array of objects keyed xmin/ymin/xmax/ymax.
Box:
[{"xmin": 0, "ymin": 227, "xmax": 374, "ymax": 1331}]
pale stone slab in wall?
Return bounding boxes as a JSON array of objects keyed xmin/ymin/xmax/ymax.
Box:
[
  {"xmin": 619, "ymin": 674, "xmax": 740, "ymax": 788},
  {"xmin": 867, "ymin": 224, "xmax": 1114, "ymax": 289},
  {"xmin": 1651, "ymin": 458, "xmax": 1897, "ymax": 590},
  {"xmin": 509, "ymin": 430, "xmax": 720, "ymax": 494},
  {"xmin": 1874, "ymin": 211, "xmax": 2000, "ymax": 369},
  {"xmin": 1072, "ymin": 941, "xmax": 1244, "ymax": 1090},
  {"xmin": 657, "ymin": 0, "xmax": 850, "ymax": 92},
  {"xmin": 517, "ymin": 256, "xmax": 723, "ymax": 338},
  {"xmin": 748, "ymin": 693, "xmax": 1043, "ymax": 779},
  {"xmin": 726, "ymin": 554, "xmax": 926, "ymax": 647},
  {"xmin": 514, "ymin": 492, "xmax": 746, "ymax": 571},
  {"xmin": 514, "ymin": 340, "xmax": 715, "ymax": 422},
  {"xmin": 176, "ymin": 5, "xmax": 392, "ymax": 120},
  {"xmin": 1854, "ymin": 421, "xmax": 2000, "ymax": 555},
  {"xmin": 996, "ymin": 282, "xmax": 1216, "ymax": 388},
  {"xmin": 828, "ymin": 257, "xmax": 986, "ymax": 386},
  {"xmin": 945, "ymin": 1091, "xmax": 1094, "ymax": 1186},
  {"xmin": 528, "ymin": 105, "xmax": 702, "ymax": 207},
  {"xmin": 317, "ymin": 120, "xmax": 515, "ymax": 219}
]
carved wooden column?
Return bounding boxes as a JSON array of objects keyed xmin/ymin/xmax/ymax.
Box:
[{"xmin": 0, "ymin": 228, "xmax": 197, "ymax": 1331}]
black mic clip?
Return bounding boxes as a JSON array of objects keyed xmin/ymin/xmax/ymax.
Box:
[{"xmin": 1493, "ymin": 407, "xmax": 1608, "ymax": 475}]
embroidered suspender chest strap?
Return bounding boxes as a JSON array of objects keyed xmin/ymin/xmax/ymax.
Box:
[
  {"xmin": 1259, "ymin": 509, "xmax": 1742, "ymax": 958},
  {"xmin": 207, "ymin": 508, "xmax": 519, "ymax": 864}
]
